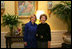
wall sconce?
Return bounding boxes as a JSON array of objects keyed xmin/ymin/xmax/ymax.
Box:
[
  {"xmin": 48, "ymin": 1, "xmax": 52, "ymax": 17},
  {"xmin": 36, "ymin": 10, "xmax": 45, "ymax": 19},
  {"xmin": 35, "ymin": 10, "xmax": 45, "ymax": 24}
]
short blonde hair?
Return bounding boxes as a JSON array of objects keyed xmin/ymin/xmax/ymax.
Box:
[{"xmin": 30, "ymin": 14, "xmax": 37, "ymax": 21}]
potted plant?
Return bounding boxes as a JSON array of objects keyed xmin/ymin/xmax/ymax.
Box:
[
  {"xmin": 51, "ymin": 1, "xmax": 71, "ymax": 48},
  {"xmin": 1, "ymin": 14, "xmax": 21, "ymax": 36}
]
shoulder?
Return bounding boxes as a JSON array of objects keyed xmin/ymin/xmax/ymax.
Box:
[
  {"xmin": 38, "ymin": 23, "xmax": 42, "ymax": 26},
  {"xmin": 46, "ymin": 23, "xmax": 50, "ymax": 26},
  {"xmin": 25, "ymin": 22, "xmax": 30, "ymax": 26},
  {"xmin": 35, "ymin": 23, "xmax": 37, "ymax": 26},
  {"xmin": 45, "ymin": 23, "xmax": 50, "ymax": 28},
  {"xmin": 37, "ymin": 23, "xmax": 41, "ymax": 27}
]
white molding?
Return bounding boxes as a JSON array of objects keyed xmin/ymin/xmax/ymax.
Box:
[
  {"xmin": 51, "ymin": 43, "xmax": 62, "ymax": 48},
  {"xmin": 1, "ymin": 30, "xmax": 67, "ymax": 33},
  {"xmin": 51, "ymin": 30, "xmax": 67, "ymax": 33},
  {"xmin": 51, "ymin": 30, "xmax": 67, "ymax": 48},
  {"xmin": 1, "ymin": 32, "xmax": 8, "ymax": 33},
  {"xmin": 1, "ymin": 30, "xmax": 67, "ymax": 48}
]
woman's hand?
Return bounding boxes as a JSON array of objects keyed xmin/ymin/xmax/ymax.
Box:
[
  {"xmin": 24, "ymin": 42, "xmax": 27, "ymax": 46},
  {"xmin": 48, "ymin": 41, "xmax": 51, "ymax": 48}
]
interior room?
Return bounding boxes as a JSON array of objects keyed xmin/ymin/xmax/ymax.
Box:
[{"xmin": 1, "ymin": 1, "xmax": 71, "ymax": 48}]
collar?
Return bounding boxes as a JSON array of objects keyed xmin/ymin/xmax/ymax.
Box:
[{"xmin": 29, "ymin": 21, "xmax": 36, "ymax": 26}]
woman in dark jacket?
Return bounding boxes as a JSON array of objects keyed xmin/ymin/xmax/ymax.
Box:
[
  {"xmin": 36, "ymin": 14, "xmax": 51, "ymax": 48},
  {"xmin": 24, "ymin": 14, "xmax": 37, "ymax": 48}
]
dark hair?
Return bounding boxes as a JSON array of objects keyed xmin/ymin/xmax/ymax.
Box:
[
  {"xmin": 40, "ymin": 14, "xmax": 47, "ymax": 21},
  {"xmin": 30, "ymin": 14, "xmax": 37, "ymax": 21}
]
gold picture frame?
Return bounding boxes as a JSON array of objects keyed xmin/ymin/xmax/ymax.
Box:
[{"xmin": 15, "ymin": 1, "xmax": 38, "ymax": 19}]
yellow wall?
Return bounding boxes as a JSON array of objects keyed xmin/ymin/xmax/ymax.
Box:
[
  {"xmin": 1, "ymin": 1, "xmax": 67, "ymax": 33},
  {"xmin": 1, "ymin": 1, "xmax": 15, "ymax": 33},
  {"xmin": 38, "ymin": 1, "xmax": 67, "ymax": 30}
]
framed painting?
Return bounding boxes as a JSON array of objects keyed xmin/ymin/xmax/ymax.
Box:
[
  {"xmin": 15, "ymin": 1, "xmax": 38, "ymax": 19},
  {"xmin": 48, "ymin": 1, "xmax": 52, "ymax": 9}
]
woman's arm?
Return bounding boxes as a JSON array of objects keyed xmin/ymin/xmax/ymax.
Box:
[
  {"xmin": 48, "ymin": 25, "xmax": 51, "ymax": 41},
  {"xmin": 36, "ymin": 25, "xmax": 39, "ymax": 38},
  {"xmin": 48, "ymin": 41, "xmax": 51, "ymax": 48},
  {"xmin": 47, "ymin": 25, "xmax": 51, "ymax": 48},
  {"xmin": 23, "ymin": 24, "xmax": 28, "ymax": 46}
]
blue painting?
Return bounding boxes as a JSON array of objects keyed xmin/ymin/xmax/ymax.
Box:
[{"xmin": 18, "ymin": 1, "xmax": 35, "ymax": 16}]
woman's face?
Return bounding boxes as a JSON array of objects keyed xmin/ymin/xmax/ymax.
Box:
[
  {"xmin": 40, "ymin": 16, "xmax": 46, "ymax": 23},
  {"xmin": 31, "ymin": 16, "xmax": 36, "ymax": 23}
]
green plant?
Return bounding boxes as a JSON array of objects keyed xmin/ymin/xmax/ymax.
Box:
[
  {"xmin": 1, "ymin": 14, "xmax": 21, "ymax": 35},
  {"xmin": 51, "ymin": 1, "xmax": 71, "ymax": 33}
]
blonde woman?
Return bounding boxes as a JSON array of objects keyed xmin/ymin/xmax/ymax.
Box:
[{"xmin": 23, "ymin": 14, "xmax": 37, "ymax": 48}]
